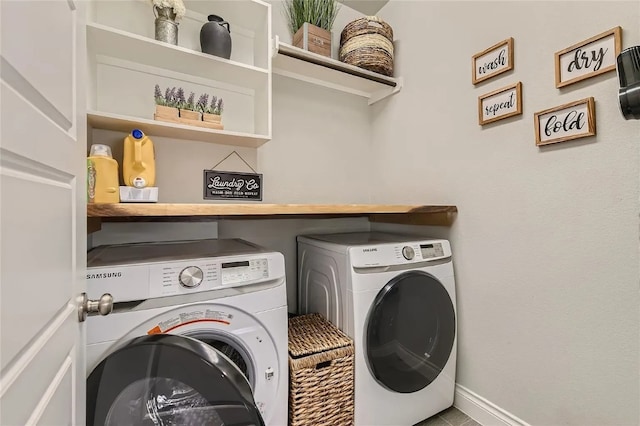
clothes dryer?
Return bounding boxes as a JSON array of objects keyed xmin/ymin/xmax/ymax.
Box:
[
  {"xmin": 298, "ymin": 232, "xmax": 456, "ymax": 426},
  {"xmin": 86, "ymin": 239, "xmax": 288, "ymax": 426}
]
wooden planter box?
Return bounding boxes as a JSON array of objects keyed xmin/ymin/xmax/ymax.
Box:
[
  {"xmin": 154, "ymin": 105, "xmax": 223, "ymax": 130},
  {"xmin": 293, "ymin": 23, "xmax": 331, "ymax": 58},
  {"xmin": 203, "ymin": 113, "xmax": 221, "ymax": 123}
]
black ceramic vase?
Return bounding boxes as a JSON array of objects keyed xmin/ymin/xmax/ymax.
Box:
[{"xmin": 200, "ymin": 15, "xmax": 232, "ymax": 59}]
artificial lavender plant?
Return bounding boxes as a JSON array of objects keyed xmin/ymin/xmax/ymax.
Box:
[{"xmin": 196, "ymin": 93, "xmax": 209, "ymax": 113}]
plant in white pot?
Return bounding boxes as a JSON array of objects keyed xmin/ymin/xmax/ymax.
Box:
[{"xmin": 284, "ymin": 0, "xmax": 340, "ymax": 58}]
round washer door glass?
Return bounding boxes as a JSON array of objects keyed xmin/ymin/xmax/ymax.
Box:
[
  {"xmin": 366, "ymin": 270, "xmax": 455, "ymax": 393},
  {"xmin": 87, "ymin": 334, "xmax": 264, "ymax": 426}
]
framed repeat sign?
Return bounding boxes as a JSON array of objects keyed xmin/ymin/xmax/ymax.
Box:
[
  {"xmin": 478, "ymin": 82, "xmax": 522, "ymax": 125},
  {"xmin": 472, "ymin": 38, "xmax": 514, "ymax": 85},
  {"xmin": 534, "ymin": 97, "xmax": 596, "ymax": 146},
  {"xmin": 554, "ymin": 27, "xmax": 622, "ymax": 88}
]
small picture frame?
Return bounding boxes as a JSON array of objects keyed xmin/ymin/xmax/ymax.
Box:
[
  {"xmin": 534, "ymin": 97, "xmax": 596, "ymax": 146},
  {"xmin": 554, "ymin": 27, "xmax": 622, "ymax": 88},
  {"xmin": 478, "ymin": 82, "xmax": 522, "ymax": 125},
  {"xmin": 472, "ymin": 38, "xmax": 514, "ymax": 85}
]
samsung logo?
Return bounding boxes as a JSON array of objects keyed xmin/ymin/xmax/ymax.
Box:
[
  {"xmin": 87, "ymin": 272, "xmax": 122, "ymax": 280},
  {"xmin": 362, "ymin": 248, "xmax": 378, "ymax": 253}
]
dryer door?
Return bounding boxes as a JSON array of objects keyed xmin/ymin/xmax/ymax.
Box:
[
  {"xmin": 366, "ymin": 270, "xmax": 455, "ymax": 393},
  {"xmin": 87, "ymin": 334, "xmax": 264, "ymax": 426}
]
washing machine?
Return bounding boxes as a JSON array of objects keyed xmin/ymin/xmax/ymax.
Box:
[
  {"xmin": 85, "ymin": 239, "xmax": 288, "ymax": 426},
  {"xmin": 298, "ymin": 232, "xmax": 457, "ymax": 426}
]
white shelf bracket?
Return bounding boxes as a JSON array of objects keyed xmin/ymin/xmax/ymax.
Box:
[
  {"xmin": 368, "ymin": 77, "xmax": 403, "ymax": 106},
  {"xmin": 271, "ymin": 35, "xmax": 280, "ymax": 58}
]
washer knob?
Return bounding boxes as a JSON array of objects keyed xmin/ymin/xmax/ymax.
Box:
[
  {"xmin": 179, "ymin": 266, "xmax": 203, "ymax": 288},
  {"xmin": 402, "ymin": 246, "xmax": 415, "ymax": 260}
]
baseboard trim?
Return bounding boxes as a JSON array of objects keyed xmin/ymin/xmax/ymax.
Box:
[{"xmin": 454, "ymin": 384, "xmax": 530, "ymax": 426}]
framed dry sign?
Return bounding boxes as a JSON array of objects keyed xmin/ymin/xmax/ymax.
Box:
[
  {"xmin": 472, "ymin": 38, "xmax": 514, "ymax": 85},
  {"xmin": 203, "ymin": 170, "xmax": 263, "ymax": 200},
  {"xmin": 555, "ymin": 27, "xmax": 622, "ymax": 88},
  {"xmin": 478, "ymin": 82, "xmax": 522, "ymax": 125},
  {"xmin": 534, "ymin": 97, "xmax": 596, "ymax": 146}
]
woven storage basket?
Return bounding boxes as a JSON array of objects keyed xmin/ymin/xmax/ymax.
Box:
[
  {"xmin": 339, "ymin": 16, "xmax": 394, "ymax": 76},
  {"xmin": 288, "ymin": 313, "xmax": 354, "ymax": 426}
]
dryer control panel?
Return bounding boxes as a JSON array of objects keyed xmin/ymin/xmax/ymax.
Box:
[{"xmin": 349, "ymin": 239, "xmax": 451, "ymax": 268}]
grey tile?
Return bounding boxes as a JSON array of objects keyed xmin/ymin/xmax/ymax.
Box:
[
  {"xmin": 461, "ymin": 419, "xmax": 482, "ymax": 426},
  {"xmin": 415, "ymin": 415, "xmax": 453, "ymax": 426},
  {"xmin": 439, "ymin": 407, "xmax": 471, "ymax": 426}
]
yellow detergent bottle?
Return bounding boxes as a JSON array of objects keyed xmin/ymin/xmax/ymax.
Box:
[
  {"xmin": 123, "ymin": 129, "xmax": 156, "ymax": 188},
  {"xmin": 87, "ymin": 144, "xmax": 119, "ymax": 203}
]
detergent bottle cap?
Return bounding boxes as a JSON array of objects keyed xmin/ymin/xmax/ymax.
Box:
[
  {"xmin": 132, "ymin": 129, "xmax": 144, "ymax": 139},
  {"xmin": 89, "ymin": 144, "xmax": 113, "ymax": 158}
]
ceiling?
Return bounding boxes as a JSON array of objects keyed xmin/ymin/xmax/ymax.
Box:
[{"xmin": 338, "ymin": 0, "xmax": 389, "ymax": 16}]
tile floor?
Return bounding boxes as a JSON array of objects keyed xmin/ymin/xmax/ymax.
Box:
[{"xmin": 415, "ymin": 406, "xmax": 482, "ymax": 426}]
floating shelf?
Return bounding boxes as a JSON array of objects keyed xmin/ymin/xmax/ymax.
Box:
[
  {"xmin": 87, "ymin": 203, "xmax": 457, "ymax": 232},
  {"xmin": 272, "ymin": 37, "xmax": 402, "ymax": 105},
  {"xmin": 88, "ymin": 111, "xmax": 270, "ymax": 148},
  {"xmin": 86, "ymin": 23, "xmax": 269, "ymax": 90}
]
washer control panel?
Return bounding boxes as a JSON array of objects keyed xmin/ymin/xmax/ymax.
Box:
[
  {"xmin": 151, "ymin": 260, "xmax": 218, "ymax": 297},
  {"xmin": 221, "ymin": 259, "xmax": 269, "ymax": 286},
  {"xmin": 179, "ymin": 266, "xmax": 204, "ymax": 288},
  {"xmin": 86, "ymin": 245, "xmax": 286, "ymax": 302}
]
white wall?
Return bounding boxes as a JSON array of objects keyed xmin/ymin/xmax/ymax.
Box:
[
  {"xmin": 372, "ymin": 1, "xmax": 640, "ymax": 425},
  {"xmin": 262, "ymin": 0, "xmax": 373, "ymax": 203}
]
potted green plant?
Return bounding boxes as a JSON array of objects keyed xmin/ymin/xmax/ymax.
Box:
[
  {"xmin": 179, "ymin": 91, "xmax": 201, "ymax": 121},
  {"xmin": 284, "ymin": 0, "xmax": 340, "ymax": 58},
  {"xmin": 203, "ymin": 95, "xmax": 223, "ymax": 124},
  {"xmin": 154, "ymin": 84, "xmax": 178, "ymax": 120}
]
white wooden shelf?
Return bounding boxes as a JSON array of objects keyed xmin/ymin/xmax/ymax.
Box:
[
  {"xmin": 88, "ymin": 111, "xmax": 270, "ymax": 148},
  {"xmin": 86, "ymin": 23, "xmax": 269, "ymax": 90},
  {"xmin": 272, "ymin": 36, "xmax": 402, "ymax": 105}
]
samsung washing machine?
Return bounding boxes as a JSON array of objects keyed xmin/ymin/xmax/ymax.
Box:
[
  {"xmin": 298, "ymin": 232, "xmax": 457, "ymax": 426},
  {"xmin": 85, "ymin": 239, "xmax": 288, "ymax": 426}
]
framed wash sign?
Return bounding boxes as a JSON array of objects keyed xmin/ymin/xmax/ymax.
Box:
[
  {"xmin": 534, "ymin": 97, "xmax": 596, "ymax": 146},
  {"xmin": 478, "ymin": 82, "xmax": 522, "ymax": 125},
  {"xmin": 203, "ymin": 170, "xmax": 263, "ymax": 200},
  {"xmin": 472, "ymin": 38, "xmax": 514, "ymax": 84},
  {"xmin": 555, "ymin": 27, "xmax": 622, "ymax": 88}
]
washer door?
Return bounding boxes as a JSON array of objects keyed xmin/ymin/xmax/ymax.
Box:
[
  {"xmin": 87, "ymin": 334, "xmax": 264, "ymax": 426},
  {"xmin": 366, "ymin": 270, "xmax": 455, "ymax": 393}
]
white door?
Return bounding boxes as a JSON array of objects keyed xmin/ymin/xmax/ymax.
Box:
[{"xmin": 1, "ymin": 0, "xmax": 88, "ymax": 424}]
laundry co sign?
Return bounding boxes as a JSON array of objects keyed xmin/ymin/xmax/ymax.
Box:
[{"xmin": 203, "ymin": 170, "xmax": 263, "ymax": 201}]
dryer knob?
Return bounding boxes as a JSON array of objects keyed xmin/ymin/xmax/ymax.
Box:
[
  {"xmin": 179, "ymin": 266, "xmax": 204, "ymax": 288},
  {"xmin": 402, "ymin": 246, "xmax": 415, "ymax": 260}
]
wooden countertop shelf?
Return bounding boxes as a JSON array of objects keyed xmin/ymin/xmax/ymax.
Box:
[{"xmin": 87, "ymin": 203, "xmax": 457, "ymax": 232}]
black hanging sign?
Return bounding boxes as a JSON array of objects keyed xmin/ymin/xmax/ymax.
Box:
[{"xmin": 203, "ymin": 170, "xmax": 263, "ymax": 201}]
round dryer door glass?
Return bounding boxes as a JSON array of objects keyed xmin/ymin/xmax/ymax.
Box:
[
  {"xmin": 366, "ymin": 271, "xmax": 455, "ymax": 393},
  {"xmin": 87, "ymin": 334, "xmax": 265, "ymax": 426}
]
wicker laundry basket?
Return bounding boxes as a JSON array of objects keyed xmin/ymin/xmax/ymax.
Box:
[
  {"xmin": 288, "ymin": 313, "xmax": 354, "ymax": 426},
  {"xmin": 339, "ymin": 16, "xmax": 394, "ymax": 76}
]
